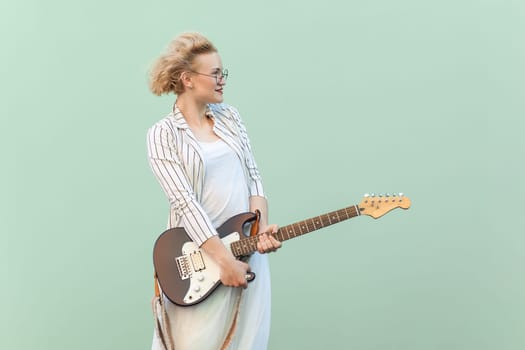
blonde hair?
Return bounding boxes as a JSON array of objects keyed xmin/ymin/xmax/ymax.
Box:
[{"xmin": 149, "ymin": 32, "xmax": 217, "ymax": 95}]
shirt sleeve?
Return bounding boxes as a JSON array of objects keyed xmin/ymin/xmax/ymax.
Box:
[
  {"xmin": 147, "ymin": 123, "xmax": 217, "ymax": 246},
  {"xmin": 228, "ymin": 106, "xmax": 265, "ymax": 198}
]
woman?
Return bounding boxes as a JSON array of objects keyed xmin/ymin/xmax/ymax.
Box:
[{"xmin": 147, "ymin": 32, "xmax": 281, "ymax": 350}]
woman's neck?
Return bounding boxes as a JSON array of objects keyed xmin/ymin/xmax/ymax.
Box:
[
  {"xmin": 175, "ymin": 96, "xmax": 208, "ymax": 127},
  {"xmin": 175, "ymin": 96, "xmax": 218, "ymax": 142}
]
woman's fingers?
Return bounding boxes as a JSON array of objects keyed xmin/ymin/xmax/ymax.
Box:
[{"xmin": 257, "ymin": 232, "xmax": 282, "ymax": 254}]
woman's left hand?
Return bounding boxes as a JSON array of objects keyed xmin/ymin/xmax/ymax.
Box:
[{"xmin": 256, "ymin": 224, "xmax": 282, "ymax": 254}]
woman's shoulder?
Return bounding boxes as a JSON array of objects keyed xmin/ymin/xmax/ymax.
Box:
[{"xmin": 148, "ymin": 111, "xmax": 185, "ymax": 133}]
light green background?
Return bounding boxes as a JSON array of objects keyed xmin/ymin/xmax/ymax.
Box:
[{"xmin": 3, "ymin": 0, "xmax": 524, "ymax": 349}]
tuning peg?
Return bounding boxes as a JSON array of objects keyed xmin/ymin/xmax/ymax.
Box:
[
  {"xmin": 364, "ymin": 193, "xmax": 370, "ymax": 198},
  {"xmin": 386, "ymin": 193, "xmax": 391, "ymax": 197},
  {"xmin": 399, "ymin": 193, "xmax": 404, "ymax": 197},
  {"xmin": 370, "ymin": 193, "xmax": 376, "ymax": 197}
]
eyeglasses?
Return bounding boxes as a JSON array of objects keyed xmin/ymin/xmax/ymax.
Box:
[{"xmin": 190, "ymin": 69, "xmax": 229, "ymax": 84}]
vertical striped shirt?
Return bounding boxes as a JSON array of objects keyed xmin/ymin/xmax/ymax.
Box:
[{"xmin": 147, "ymin": 103, "xmax": 265, "ymax": 246}]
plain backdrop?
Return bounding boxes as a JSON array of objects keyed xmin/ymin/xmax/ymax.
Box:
[{"xmin": 2, "ymin": 0, "xmax": 524, "ymax": 349}]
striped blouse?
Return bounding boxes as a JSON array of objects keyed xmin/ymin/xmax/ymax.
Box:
[{"xmin": 147, "ymin": 103, "xmax": 265, "ymax": 246}]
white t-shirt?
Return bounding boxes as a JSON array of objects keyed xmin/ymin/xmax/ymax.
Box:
[{"xmin": 199, "ymin": 139, "xmax": 250, "ymax": 227}]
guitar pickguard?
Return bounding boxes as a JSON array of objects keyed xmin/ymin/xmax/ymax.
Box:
[{"xmin": 180, "ymin": 232, "xmax": 241, "ymax": 304}]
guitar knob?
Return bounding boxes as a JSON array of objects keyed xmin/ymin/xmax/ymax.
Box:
[
  {"xmin": 193, "ymin": 285, "xmax": 201, "ymax": 292},
  {"xmin": 197, "ymin": 275, "xmax": 204, "ymax": 282}
]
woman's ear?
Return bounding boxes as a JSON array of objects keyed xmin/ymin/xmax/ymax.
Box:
[{"xmin": 180, "ymin": 71, "xmax": 193, "ymax": 89}]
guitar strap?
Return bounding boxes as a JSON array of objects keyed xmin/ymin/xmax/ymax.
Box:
[
  {"xmin": 152, "ymin": 272, "xmax": 174, "ymax": 349},
  {"xmin": 154, "ymin": 272, "xmax": 161, "ymax": 298},
  {"xmin": 250, "ymin": 209, "xmax": 261, "ymax": 236}
]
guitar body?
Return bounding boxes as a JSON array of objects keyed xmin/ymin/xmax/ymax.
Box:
[{"xmin": 153, "ymin": 212, "xmax": 257, "ymax": 307}]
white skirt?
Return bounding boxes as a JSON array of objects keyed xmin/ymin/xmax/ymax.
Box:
[{"xmin": 152, "ymin": 253, "xmax": 271, "ymax": 350}]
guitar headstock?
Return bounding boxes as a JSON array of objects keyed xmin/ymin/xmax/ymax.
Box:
[{"xmin": 358, "ymin": 193, "xmax": 411, "ymax": 219}]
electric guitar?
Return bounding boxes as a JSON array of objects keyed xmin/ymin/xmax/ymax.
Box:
[{"xmin": 153, "ymin": 193, "xmax": 411, "ymax": 306}]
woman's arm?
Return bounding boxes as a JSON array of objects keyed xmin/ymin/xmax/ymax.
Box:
[{"xmin": 147, "ymin": 123, "xmax": 217, "ymax": 246}]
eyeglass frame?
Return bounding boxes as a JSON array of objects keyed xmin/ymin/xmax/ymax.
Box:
[{"xmin": 189, "ymin": 68, "xmax": 229, "ymax": 84}]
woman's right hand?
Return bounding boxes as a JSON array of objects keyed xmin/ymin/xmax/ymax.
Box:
[
  {"xmin": 201, "ymin": 235, "xmax": 250, "ymax": 289},
  {"xmin": 218, "ymin": 257, "xmax": 251, "ymax": 289}
]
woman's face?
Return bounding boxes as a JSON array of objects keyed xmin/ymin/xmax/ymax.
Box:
[{"xmin": 189, "ymin": 52, "xmax": 226, "ymax": 104}]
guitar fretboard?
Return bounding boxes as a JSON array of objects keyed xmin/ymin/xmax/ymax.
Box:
[{"xmin": 230, "ymin": 205, "xmax": 360, "ymax": 257}]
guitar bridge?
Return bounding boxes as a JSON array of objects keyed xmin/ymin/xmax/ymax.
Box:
[{"xmin": 175, "ymin": 255, "xmax": 190, "ymax": 280}]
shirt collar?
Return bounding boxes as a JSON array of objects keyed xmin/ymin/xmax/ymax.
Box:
[{"xmin": 171, "ymin": 103, "xmax": 216, "ymax": 130}]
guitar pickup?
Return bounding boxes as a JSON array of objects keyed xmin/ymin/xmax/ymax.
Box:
[{"xmin": 190, "ymin": 251, "xmax": 206, "ymax": 272}]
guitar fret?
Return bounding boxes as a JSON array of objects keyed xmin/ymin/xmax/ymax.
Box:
[
  {"xmin": 274, "ymin": 230, "xmax": 281, "ymax": 241},
  {"xmin": 314, "ymin": 216, "xmax": 321, "ymax": 229},
  {"xmin": 246, "ymin": 237, "xmax": 256, "ymax": 251},
  {"xmin": 237, "ymin": 242, "xmax": 243, "ymax": 256},
  {"xmin": 300, "ymin": 222, "xmax": 307, "ymax": 234},
  {"xmin": 277, "ymin": 229, "xmax": 283, "ymax": 241},
  {"xmin": 325, "ymin": 213, "xmax": 332, "ymax": 225},
  {"xmin": 290, "ymin": 224, "xmax": 296, "ymax": 236},
  {"xmin": 244, "ymin": 239, "xmax": 253, "ymax": 255},
  {"xmin": 283, "ymin": 226, "xmax": 292, "ymax": 240},
  {"xmin": 234, "ymin": 242, "xmax": 239, "ymax": 255},
  {"xmin": 344, "ymin": 207, "xmax": 351, "ymax": 219},
  {"xmin": 284, "ymin": 226, "xmax": 291, "ymax": 239},
  {"xmin": 233, "ymin": 242, "xmax": 241, "ymax": 257}
]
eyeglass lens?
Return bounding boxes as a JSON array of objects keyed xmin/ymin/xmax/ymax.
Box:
[{"xmin": 217, "ymin": 69, "xmax": 228, "ymax": 82}]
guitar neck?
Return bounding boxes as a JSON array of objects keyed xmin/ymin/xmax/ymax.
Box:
[{"xmin": 230, "ymin": 205, "xmax": 361, "ymax": 257}]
